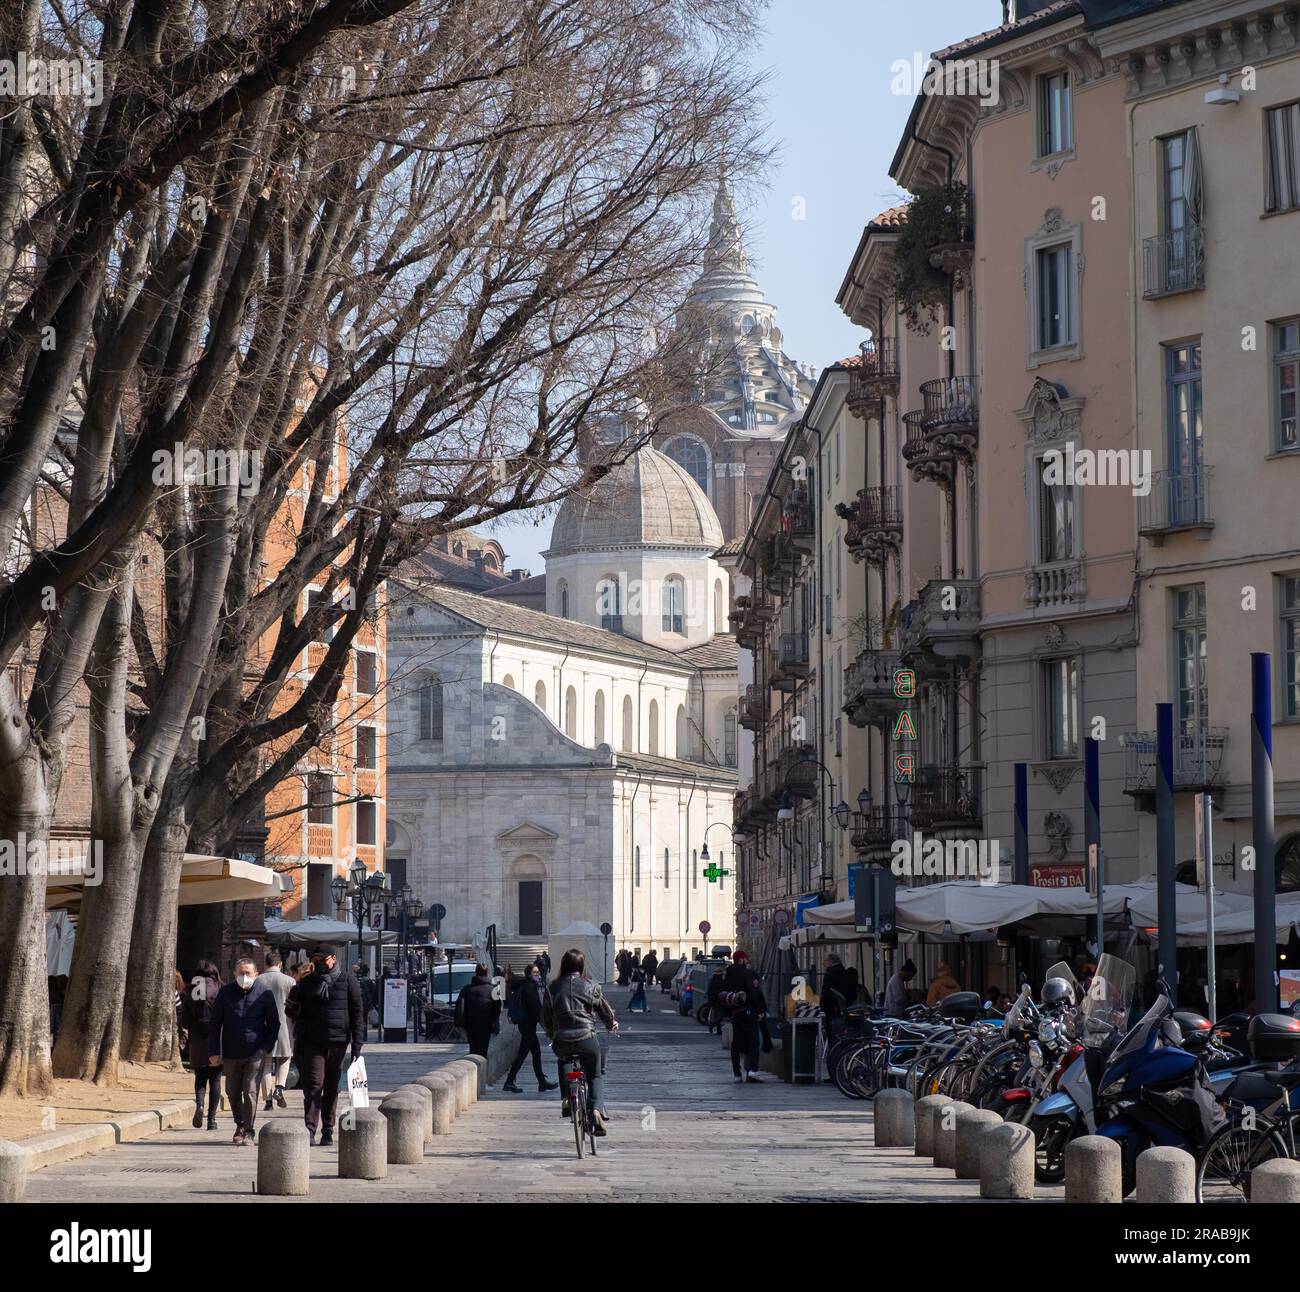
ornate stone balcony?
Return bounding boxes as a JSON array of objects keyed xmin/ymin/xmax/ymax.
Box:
[
  {"xmin": 1025, "ymin": 558, "xmax": 1086, "ymax": 609},
  {"xmin": 777, "ymin": 630, "xmax": 810, "ymax": 678},
  {"xmin": 850, "ymin": 807, "xmax": 909, "ymax": 865},
  {"xmin": 907, "ymin": 766, "xmax": 982, "ymax": 839},
  {"xmin": 919, "ymin": 375, "xmax": 978, "ymax": 460},
  {"xmin": 737, "ymin": 684, "xmax": 764, "ymax": 732},
  {"xmin": 843, "ymin": 648, "xmax": 906, "ymax": 729},
  {"xmin": 783, "ymin": 487, "xmax": 816, "ymax": 555},
  {"xmin": 898, "ymin": 578, "xmax": 981, "ymax": 667},
  {"xmin": 902, "ymin": 409, "xmax": 951, "ymax": 486},
  {"xmin": 846, "ymin": 337, "xmax": 900, "ymax": 418},
  {"xmin": 849, "ymin": 485, "xmax": 903, "ymax": 566}
]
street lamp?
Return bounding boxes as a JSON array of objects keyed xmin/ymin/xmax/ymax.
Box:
[
  {"xmin": 779, "ymin": 756, "xmax": 851, "ymax": 831},
  {"xmin": 332, "ymin": 863, "xmax": 388, "ymax": 973},
  {"xmin": 858, "ymin": 788, "xmax": 872, "ymax": 816},
  {"xmin": 700, "ymin": 821, "xmax": 737, "ymax": 862}
]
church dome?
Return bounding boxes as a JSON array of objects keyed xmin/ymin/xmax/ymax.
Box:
[{"xmin": 548, "ymin": 447, "xmax": 724, "ymax": 556}]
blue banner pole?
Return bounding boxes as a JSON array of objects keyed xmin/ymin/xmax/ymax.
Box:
[
  {"xmin": 1156, "ymin": 704, "xmax": 1178, "ymax": 1000},
  {"xmin": 1014, "ymin": 763, "xmax": 1029, "ymax": 886},
  {"xmin": 1084, "ymin": 736, "xmax": 1101, "ymax": 952},
  {"xmin": 1252, "ymin": 653, "xmax": 1277, "ymax": 1013}
]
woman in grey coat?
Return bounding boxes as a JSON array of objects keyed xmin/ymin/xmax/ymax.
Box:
[{"xmin": 257, "ymin": 949, "xmax": 298, "ymax": 1109}]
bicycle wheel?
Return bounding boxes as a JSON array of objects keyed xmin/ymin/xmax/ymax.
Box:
[
  {"xmin": 587, "ymin": 1100, "xmax": 599, "ymax": 1157},
  {"xmin": 570, "ymin": 1076, "xmax": 586, "ymax": 1159},
  {"xmin": 1196, "ymin": 1119, "xmax": 1289, "ymax": 1203}
]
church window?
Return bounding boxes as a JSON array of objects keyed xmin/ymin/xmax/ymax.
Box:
[
  {"xmin": 621, "ymin": 695, "xmax": 634, "ymax": 750},
  {"xmin": 662, "ymin": 577, "xmax": 684, "ymax": 635},
  {"xmin": 557, "ymin": 579, "xmax": 569, "ymax": 619},
  {"xmin": 692, "ymin": 849, "xmax": 698, "ymax": 890},
  {"xmin": 663, "ymin": 848, "xmax": 670, "ymax": 888},
  {"xmin": 665, "ymin": 436, "xmax": 710, "ymax": 497},
  {"xmin": 724, "ymin": 709, "xmax": 737, "ymax": 767},
  {"xmin": 675, "ymin": 704, "xmax": 689, "ymax": 759},
  {"xmin": 648, "ymin": 699, "xmax": 659, "ymax": 755},
  {"xmin": 502, "ymin": 674, "xmax": 515, "ymax": 690},
  {"xmin": 419, "ymin": 679, "xmax": 443, "ymax": 741},
  {"xmin": 565, "ymin": 686, "xmax": 577, "ymax": 738},
  {"xmin": 713, "ymin": 578, "xmax": 724, "ymax": 632},
  {"xmin": 634, "ymin": 846, "xmax": 641, "ymax": 887},
  {"xmin": 594, "ymin": 690, "xmax": 606, "ymax": 745},
  {"xmin": 597, "ymin": 577, "xmax": 622, "ymax": 633},
  {"xmin": 535, "ymin": 679, "xmax": 547, "ymax": 711}
]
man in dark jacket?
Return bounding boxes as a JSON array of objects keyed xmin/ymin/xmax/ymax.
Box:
[
  {"xmin": 455, "ymin": 964, "xmax": 501, "ymax": 1062},
  {"xmin": 502, "ymin": 964, "xmax": 559, "ymax": 1094},
  {"xmin": 288, "ymin": 949, "xmax": 364, "ymax": 1146},
  {"xmin": 730, "ymin": 976, "xmax": 767, "ymax": 1084},
  {"xmin": 209, "ymin": 957, "xmax": 281, "ymax": 1145},
  {"xmin": 642, "ymin": 949, "xmax": 659, "ymax": 986}
]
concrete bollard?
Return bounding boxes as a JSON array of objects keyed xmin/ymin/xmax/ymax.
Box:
[
  {"xmin": 464, "ymin": 1052, "xmax": 488, "ymax": 1094},
  {"xmin": 392, "ymin": 1084, "xmax": 434, "ymax": 1142},
  {"xmin": 980, "ymin": 1121, "xmax": 1035, "ymax": 1200},
  {"xmin": 445, "ymin": 1061, "xmax": 478, "ymax": 1111},
  {"xmin": 872, "ymin": 1089, "xmax": 916, "ymax": 1148},
  {"xmin": 415, "ymin": 1074, "xmax": 457, "ymax": 1135},
  {"xmin": 915, "ymin": 1095, "xmax": 955, "ymax": 1159},
  {"xmin": 955, "ymin": 1108, "xmax": 1003, "ymax": 1180},
  {"xmin": 1065, "ymin": 1135, "xmax": 1123, "ymax": 1203},
  {"xmin": 1136, "ymin": 1146, "xmax": 1195, "ymax": 1203},
  {"xmin": 0, "ymin": 1141, "xmax": 28, "ymax": 1202},
  {"xmin": 338, "ymin": 1107, "xmax": 387, "ymax": 1180},
  {"xmin": 379, "ymin": 1094, "xmax": 425, "ymax": 1165},
  {"xmin": 1251, "ymin": 1159, "xmax": 1300, "ymax": 1203},
  {"xmin": 256, "ymin": 1121, "xmax": 310, "ymax": 1196},
  {"xmin": 932, "ymin": 1100, "xmax": 973, "ymax": 1170}
]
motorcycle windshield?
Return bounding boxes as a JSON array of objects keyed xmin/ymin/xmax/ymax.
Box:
[
  {"xmin": 1081, "ymin": 954, "xmax": 1135, "ymax": 1049},
  {"xmin": 1043, "ymin": 960, "xmax": 1081, "ymax": 1007},
  {"xmin": 1108, "ymin": 994, "xmax": 1168, "ymax": 1066},
  {"xmin": 1002, "ymin": 984, "xmax": 1033, "ymax": 1033}
]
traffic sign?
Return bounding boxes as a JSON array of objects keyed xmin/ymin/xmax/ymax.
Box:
[
  {"xmin": 428, "ymin": 903, "xmax": 446, "ymax": 922},
  {"xmin": 773, "ymin": 909, "xmax": 790, "ymax": 928},
  {"xmin": 698, "ymin": 920, "xmax": 711, "ymax": 936},
  {"xmin": 599, "ymin": 921, "xmax": 612, "ymax": 936}
]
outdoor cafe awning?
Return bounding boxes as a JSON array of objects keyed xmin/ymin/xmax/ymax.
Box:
[
  {"xmin": 45, "ymin": 853, "xmax": 287, "ymax": 913},
  {"xmin": 264, "ymin": 915, "xmax": 397, "ymax": 946}
]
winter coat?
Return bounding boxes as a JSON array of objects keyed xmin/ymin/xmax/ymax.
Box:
[
  {"xmin": 181, "ymin": 972, "xmax": 222, "ymax": 1067},
  {"xmin": 513, "ymin": 978, "xmax": 544, "ymax": 1028},
  {"xmin": 209, "ymin": 979, "xmax": 280, "ymax": 1061},
  {"xmin": 256, "ymin": 969, "xmax": 298, "ymax": 1058},
  {"xmin": 543, "ymin": 972, "xmax": 615, "ymax": 1044},
  {"xmin": 926, "ymin": 972, "xmax": 963, "ymax": 1006},
  {"xmin": 288, "ymin": 965, "xmax": 364, "ymax": 1050},
  {"xmin": 455, "ymin": 977, "xmax": 500, "ymax": 1033}
]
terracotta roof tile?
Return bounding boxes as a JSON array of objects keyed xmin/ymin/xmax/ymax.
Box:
[{"xmin": 870, "ymin": 203, "xmax": 909, "ymax": 229}]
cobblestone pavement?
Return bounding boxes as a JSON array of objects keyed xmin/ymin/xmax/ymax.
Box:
[{"xmin": 24, "ymin": 986, "xmax": 1055, "ymax": 1202}]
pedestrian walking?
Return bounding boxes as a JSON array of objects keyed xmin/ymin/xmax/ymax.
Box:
[
  {"xmin": 722, "ymin": 949, "xmax": 752, "ymax": 998},
  {"xmin": 628, "ymin": 966, "xmax": 648, "ymax": 1013},
  {"xmin": 729, "ymin": 978, "xmax": 767, "ymax": 1084},
  {"xmin": 257, "ymin": 950, "xmax": 297, "ymax": 1111},
  {"xmin": 288, "ymin": 948, "xmax": 364, "ymax": 1146},
  {"xmin": 642, "ymin": 949, "xmax": 659, "ymax": 988},
  {"xmin": 502, "ymin": 964, "xmax": 560, "ymax": 1094},
  {"xmin": 208, "ymin": 957, "xmax": 281, "ymax": 1146},
  {"xmin": 455, "ymin": 963, "xmax": 501, "ymax": 1063},
  {"xmin": 181, "ymin": 960, "xmax": 223, "ymax": 1130}
]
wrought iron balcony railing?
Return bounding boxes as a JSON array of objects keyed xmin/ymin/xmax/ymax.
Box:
[
  {"xmin": 1143, "ymin": 224, "xmax": 1205, "ymax": 299},
  {"xmin": 1122, "ymin": 727, "xmax": 1227, "ymax": 796},
  {"xmin": 1138, "ymin": 466, "xmax": 1214, "ymax": 540},
  {"xmin": 906, "ymin": 766, "xmax": 982, "ymax": 834},
  {"xmin": 847, "ymin": 336, "xmax": 901, "ymax": 417}
]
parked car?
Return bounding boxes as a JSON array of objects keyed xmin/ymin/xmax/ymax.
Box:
[{"xmin": 679, "ymin": 958, "xmax": 728, "ymax": 1016}]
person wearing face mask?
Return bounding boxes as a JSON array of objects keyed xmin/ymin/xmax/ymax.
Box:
[
  {"xmin": 502, "ymin": 963, "xmax": 559, "ymax": 1094},
  {"xmin": 208, "ymin": 957, "xmax": 281, "ymax": 1146}
]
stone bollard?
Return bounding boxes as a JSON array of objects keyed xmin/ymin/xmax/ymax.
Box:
[
  {"xmin": 1251, "ymin": 1159, "xmax": 1300, "ymax": 1203},
  {"xmin": 415, "ymin": 1074, "xmax": 457, "ymax": 1135},
  {"xmin": 1136, "ymin": 1146, "xmax": 1195, "ymax": 1203},
  {"xmin": 915, "ymin": 1095, "xmax": 955, "ymax": 1159},
  {"xmin": 445, "ymin": 1062, "xmax": 478, "ymax": 1111},
  {"xmin": 338, "ymin": 1107, "xmax": 387, "ymax": 1180},
  {"xmin": 379, "ymin": 1094, "xmax": 425, "ymax": 1165},
  {"xmin": 980, "ymin": 1121, "xmax": 1035, "ymax": 1200},
  {"xmin": 464, "ymin": 1052, "xmax": 488, "ymax": 1094},
  {"xmin": 932, "ymin": 1100, "xmax": 973, "ymax": 1170},
  {"xmin": 256, "ymin": 1121, "xmax": 310, "ymax": 1196},
  {"xmin": 1065, "ymin": 1135, "xmax": 1123, "ymax": 1203},
  {"xmin": 0, "ymin": 1141, "xmax": 28, "ymax": 1203},
  {"xmin": 955, "ymin": 1108, "xmax": 1004, "ymax": 1180},
  {"xmin": 392, "ymin": 1084, "xmax": 434, "ymax": 1142},
  {"xmin": 872, "ymin": 1089, "xmax": 916, "ymax": 1148}
]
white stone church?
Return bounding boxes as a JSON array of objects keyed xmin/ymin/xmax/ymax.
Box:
[{"xmin": 385, "ymin": 448, "xmax": 740, "ymax": 970}]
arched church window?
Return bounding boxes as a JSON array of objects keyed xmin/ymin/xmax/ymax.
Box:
[
  {"xmin": 663, "ymin": 848, "xmax": 670, "ymax": 889},
  {"xmin": 621, "ymin": 695, "xmax": 634, "ymax": 751},
  {"xmin": 634, "ymin": 846, "xmax": 641, "ymax": 887},
  {"xmin": 557, "ymin": 578, "xmax": 569, "ymax": 619},
  {"xmin": 724, "ymin": 709, "xmax": 737, "ymax": 767},
  {"xmin": 565, "ymin": 686, "xmax": 577, "ymax": 738},
  {"xmin": 675, "ymin": 704, "xmax": 689, "ymax": 759},
  {"xmin": 597, "ymin": 576, "xmax": 622, "ymax": 633},
  {"xmin": 662, "ymin": 577, "xmax": 684, "ymax": 635},
  {"xmin": 594, "ymin": 690, "xmax": 606, "ymax": 745},
  {"xmin": 502, "ymin": 673, "xmax": 515, "ymax": 690},
  {"xmin": 535, "ymin": 679, "xmax": 547, "ymax": 711},
  {"xmin": 419, "ymin": 678, "xmax": 443, "ymax": 741},
  {"xmin": 648, "ymin": 699, "xmax": 659, "ymax": 755},
  {"xmin": 713, "ymin": 578, "xmax": 724, "ymax": 633},
  {"xmin": 665, "ymin": 436, "xmax": 710, "ymax": 497}
]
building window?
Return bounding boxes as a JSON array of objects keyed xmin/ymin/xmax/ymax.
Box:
[
  {"xmin": 648, "ymin": 698, "xmax": 659, "ymax": 755},
  {"xmin": 594, "ymin": 690, "xmax": 606, "ymax": 745},
  {"xmin": 662, "ymin": 576, "xmax": 684, "ymax": 634},
  {"xmin": 557, "ymin": 579, "xmax": 569, "ymax": 619},
  {"xmin": 1037, "ymin": 460, "xmax": 1075, "ymax": 562},
  {"xmin": 1274, "ymin": 319, "xmax": 1299, "ymax": 451},
  {"xmin": 356, "ymin": 650, "xmax": 377, "ymax": 695},
  {"xmin": 663, "ymin": 848, "xmax": 670, "ymax": 889},
  {"xmin": 564, "ymin": 685, "xmax": 577, "ymax": 738},
  {"xmin": 1036, "ymin": 244, "xmax": 1073, "ymax": 349},
  {"xmin": 1173, "ymin": 584, "xmax": 1208, "ymax": 735},
  {"xmin": 675, "ymin": 704, "xmax": 689, "ymax": 759},
  {"xmin": 692, "ymin": 849, "xmax": 698, "ymax": 890},
  {"xmin": 664, "ymin": 435, "xmax": 710, "ymax": 497},
  {"xmin": 724, "ymin": 709, "xmax": 737, "ymax": 767},
  {"xmin": 535, "ymin": 679, "xmax": 546, "ymax": 711},
  {"xmin": 1265, "ymin": 99, "xmax": 1300, "ymax": 214},
  {"xmin": 307, "ymin": 772, "xmax": 333, "ymax": 825},
  {"xmin": 1043, "ymin": 658, "xmax": 1079, "ymax": 759},
  {"xmin": 305, "ymin": 588, "xmax": 333, "ymax": 643},
  {"xmin": 621, "ymin": 695, "xmax": 634, "ymax": 750},
  {"xmin": 1281, "ymin": 576, "xmax": 1300, "ymax": 719},
  {"xmin": 634, "ymin": 846, "xmax": 641, "ymax": 887},
  {"xmin": 356, "ymin": 725, "xmax": 377, "ymax": 770},
  {"xmin": 597, "ymin": 576, "xmax": 622, "ymax": 633},
  {"xmin": 1038, "ymin": 70, "xmax": 1072, "ymax": 156},
  {"xmin": 714, "ymin": 578, "xmax": 724, "ymax": 631},
  {"xmin": 419, "ymin": 680, "xmax": 443, "ymax": 741},
  {"xmin": 502, "ymin": 673, "xmax": 515, "ymax": 690},
  {"xmin": 356, "ymin": 799, "xmax": 376, "ymax": 846},
  {"xmin": 1165, "ymin": 341, "xmax": 1204, "ymax": 524}
]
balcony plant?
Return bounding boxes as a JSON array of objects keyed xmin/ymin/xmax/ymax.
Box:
[{"xmin": 892, "ymin": 181, "xmax": 972, "ymax": 335}]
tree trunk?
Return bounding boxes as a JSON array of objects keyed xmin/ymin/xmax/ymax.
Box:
[{"xmin": 121, "ymin": 801, "xmax": 190, "ymax": 1063}]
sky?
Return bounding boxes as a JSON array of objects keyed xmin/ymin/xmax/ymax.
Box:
[{"xmin": 488, "ymin": 0, "xmax": 986, "ymax": 574}]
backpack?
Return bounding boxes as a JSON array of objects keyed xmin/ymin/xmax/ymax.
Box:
[{"xmin": 507, "ymin": 984, "xmax": 527, "ymax": 1024}]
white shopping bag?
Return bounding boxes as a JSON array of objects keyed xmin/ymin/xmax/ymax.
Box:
[{"xmin": 347, "ymin": 1056, "xmax": 370, "ymax": 1108}]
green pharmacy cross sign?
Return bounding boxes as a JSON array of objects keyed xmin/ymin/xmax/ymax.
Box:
[{"xmin": 703, "ymin": 862, "xmax": 730, "ymax": 884}]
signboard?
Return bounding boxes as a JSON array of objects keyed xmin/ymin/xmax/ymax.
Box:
[
  {"xmin": 383, "ymin": 976, "xmax": 408, "ymax": 1029},
  {"xmin": 795, "ymin": 894, "xmax": 821, "ymax": 927},
  {"xmin": 853, "ymin": 867, "xmax": 896, "ymax": 936},
  {"xmin": 698, "ymin": 920, "xmax": 711, "ymax": 936},
  {"xmin": 847, "ymin": 863, "xmax": 862, "ymax": 899},
  {"xmin": 772, "ymin": 908, "xmax": 790, "ymax": 929},
  {"xmin": 1281, "ymin": 970, "xmax": 1300, "ymax": 1009},
  {"xmin": 1029, "ymin": 865, "xmax": 1086, "ymax": 889}
]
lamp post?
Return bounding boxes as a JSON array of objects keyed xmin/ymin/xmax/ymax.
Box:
[{"xmin": 331, "ymin": 859, "xmax": 389, "ymax": 975}]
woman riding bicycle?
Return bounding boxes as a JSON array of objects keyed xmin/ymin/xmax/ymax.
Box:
[{"xmin": 541, "ymin": 948, "xmax": 619, "ymax": 1136}]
